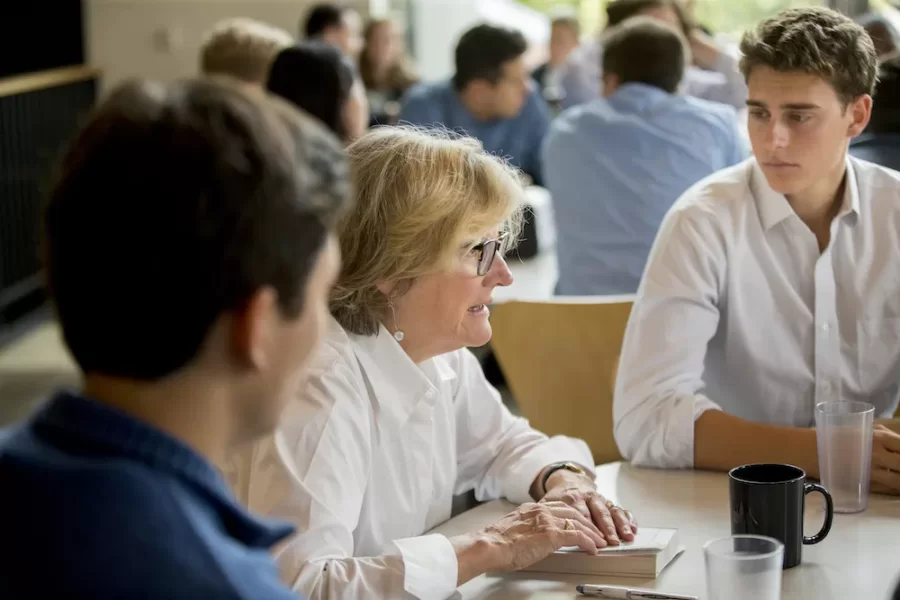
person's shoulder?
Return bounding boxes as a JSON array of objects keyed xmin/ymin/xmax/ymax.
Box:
[
  {"xmin": 0, "ymin": 462, "xmax": 244, "ymax": 596},
  {"xmin": 279, "ymin": 316, "xmax": 372, "ymax": 428},
  {"xmin": 669, "ymin": 159, "xmax": 755, "ymax": 223},
  {"xmin": 403, "ymin": 79, "xmax": 451, "ymax": 103},
  {"xmin": 679, "ymin": 95, "xmax": 739, "ymax": 127},
  {"xmin": 852, "ymin": 154, "xmax": 900, "ymax": 190},
  {"xmin": 547, "ymin": 100, "xmax": 609, "ymax": 139}
]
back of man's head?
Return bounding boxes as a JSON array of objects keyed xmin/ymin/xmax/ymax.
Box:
[
  {"xmin": 606, "ymin": 0, "xmax": 670, "ymax": 28},
  {"xmin": 453, "ymin": 24, "xmax": 528, "ymax": 90},
  {"xmin": 303, "ymin": 3, "xmax": 345, "ymax": 39},
  {"xmin": 44, "ymin": 77, "xmax": 351, "ymax": 381},
  {"xmin": 869, "ymin": 54, "xmax": 900, "ymax": 133},
  {"xmin": 267, "ymin": 42, "xmax": 356, "ymax": 139},
  {"xmin": 602, "ymin": 16, "xmax": 687, "ymax": 94},
  {"xmin": 199, "ymin": 18, "xmax": 293, "ymax": 85}
]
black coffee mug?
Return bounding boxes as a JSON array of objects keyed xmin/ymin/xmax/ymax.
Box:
[{"xmin": 729, "ymin": 463, "xmax": 833, "ymax": 569}]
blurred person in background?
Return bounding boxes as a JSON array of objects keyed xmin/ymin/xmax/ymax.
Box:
[
  {"xmin": 558, "ymin": 0, "xmax": 747, "ymax": 109},
  {"xmin": 858, "ymin": 12, "xmax": 899, "ymax": 58},
  {"xmin": 302, "ymin": 2, "xmax": 363, "ymax": 61},
  {"xmin": 851, "ymin": 52, "xmax": 900, "ymax": 171},
  {"xmin": 400, "ymin": 23, "xmax": 550, "ymax": 186},
  {"xmin": 0, "ymin": 77, "xmax": 351, "ymax": 598},
  {"xmin": 199, "ymin": 17, "xmax": 293, "ymax": 85},
  {"xmin": 360, "ymin": 18, "xmax": 419, "ymax": 126},
  {"xmin": 226, "ymin": 127, "xmax": 637, "ymax": 600},
  {"xmin": 544, "ymin": 16, "xmax": 745, "ymax": 297},
  {"xmin": 532, "ymin": 10, "xmax": 581, "ymax": 108},
  {"xmin": 267, "ymin": 42, "xmax": 368, "ymax": 143}
]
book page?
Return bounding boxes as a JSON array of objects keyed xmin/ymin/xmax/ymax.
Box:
[{"xmin": 557, "ymin": 528, "xmax": 673, "ymax": 555}]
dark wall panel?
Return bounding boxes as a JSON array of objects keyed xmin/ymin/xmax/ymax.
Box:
[
  {"xmin": 0, "ymin": 79, "xmax": 96, "ymax": 328},
  {"xmin": 0, "ymin": 1, "xmax": 85, "ymax": 79}
]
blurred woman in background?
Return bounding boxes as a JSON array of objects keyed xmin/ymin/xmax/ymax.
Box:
[
  {"xmin": 359, "ymin": 18, "xmax": 419, "ymax": 125},
  {"xmin": 267, "ymin": 42, "xmax": 368, "ymax": 143}
]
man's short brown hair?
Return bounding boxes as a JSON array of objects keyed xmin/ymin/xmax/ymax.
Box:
[
  {"xmin": 739, "ymin": 7, "xmax": 878, "ymax": 104},
  {"xmin": 602, "ymin": 16, "xmax": 687, "ymax": 94},
  {"xmin": 200, "ymin": 18, "xmax": 294, "ymax": 84},
  {"xmin": 44, "ymin": 77, "xmax": 351, "ymax": 379}
]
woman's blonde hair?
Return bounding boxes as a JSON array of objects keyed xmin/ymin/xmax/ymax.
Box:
[{"xmin": 332, "ymin": 126, "xmax": 525, "ymax": 336}]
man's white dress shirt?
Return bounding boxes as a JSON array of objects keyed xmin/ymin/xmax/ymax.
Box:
[
  {"xmin": 614, "ymin": 157, "xmax": 900, "ymax": 468},
  {"xmin": 226, "ymin": 317, "xmax": 594, "ymax": 600}
]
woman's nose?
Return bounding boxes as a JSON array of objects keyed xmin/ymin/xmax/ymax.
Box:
[{"xmin": 486, "ymin": 254, "xmax": 514, "ymax": 287}]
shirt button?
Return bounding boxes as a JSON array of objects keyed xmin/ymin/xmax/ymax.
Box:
[
  {"xmin": 821, "ymin": 323, "xmax": 830, "ymax": 333},
  {"xmin": 424, "ymin": 389, "xmax": 435, "ymax": 400}
]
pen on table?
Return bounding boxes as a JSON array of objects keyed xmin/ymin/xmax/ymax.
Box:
[{"xmin": 576, "ymin": 584, "xmax": 698, "ymax": 600}]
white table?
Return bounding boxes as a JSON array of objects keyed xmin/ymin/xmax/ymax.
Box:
[{"xmin": 433, "ymin": 463, "xmax": 900, "ymax": 599}]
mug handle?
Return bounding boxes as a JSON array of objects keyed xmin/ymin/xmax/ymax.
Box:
[{"xmin": 802, "ymin": 482, "xmax": 834, "ymax": 545}]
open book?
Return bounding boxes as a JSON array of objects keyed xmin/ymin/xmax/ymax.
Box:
[{"xmin": 508, "ymin": 528, "xmax": 684, "ymax": 578}]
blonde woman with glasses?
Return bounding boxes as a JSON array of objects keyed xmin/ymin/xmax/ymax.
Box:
[{"xmin": 226, "ymin": 127, "xmax": 636, "ymax": 600}]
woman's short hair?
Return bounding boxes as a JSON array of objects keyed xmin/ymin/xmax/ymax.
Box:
[
  {"xmin": 199, "ymin": 18, "xmax": 293, "ymax": 84},
  {"xmin": 267, "ymin": 42, "xmax": 355, "ymax": 139},
  {"xmin": 332, "ymin": 127, "xmax": 525, "ymax": 336}
]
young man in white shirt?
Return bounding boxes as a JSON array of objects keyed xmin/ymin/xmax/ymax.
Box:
[{"xmin": 614, "ymin": 6, "xmax": 900, "ymax": 495}]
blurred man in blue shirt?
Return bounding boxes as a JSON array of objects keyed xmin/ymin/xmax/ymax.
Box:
[
  {"xmin": 544, "ymin": 16, "xmax": 746, "ymax": 296},
  {"xmin": 400, "ymin": 23, "xmax": 551, "ymax": 185},
  {"xmin": 0, "ymin": 78, "xmax": 351, "ymax": 598}
]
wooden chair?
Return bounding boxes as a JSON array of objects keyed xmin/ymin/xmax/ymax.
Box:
[{"xmin": 488, "ymin": 296, "xmax": 634, "ymax": 466}]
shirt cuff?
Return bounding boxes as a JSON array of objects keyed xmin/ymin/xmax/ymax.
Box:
[
  {"xmin": 501, "ymin": 436, "xmax": 595, "ymax": 505},
  {"xmin": 391, "ymin": 534, "xmax": 458, "ymax": 600}
]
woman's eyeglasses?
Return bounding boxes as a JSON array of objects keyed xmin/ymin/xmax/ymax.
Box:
[{"xmin": 473, "ymin": 231, "xmax": 510, "ymax": 276}]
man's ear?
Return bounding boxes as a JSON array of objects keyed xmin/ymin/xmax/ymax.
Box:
[
  {"xmin": 847, "ymin": 94, "xmax": 873, "ymax": 138},
  {"xmin": 602, "ymin": 72, "xmax": 620, "ymax": 97},
  {"xmin": 232, "ymin": 286, "xmax": 279, "ymax": 371}
]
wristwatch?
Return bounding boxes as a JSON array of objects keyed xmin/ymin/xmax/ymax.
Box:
[{"xmin": 541, "ymin": 462, "xmax": 587, "ymax": 495}]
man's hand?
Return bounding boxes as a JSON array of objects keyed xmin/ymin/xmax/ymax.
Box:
[{"xmin": 541, "ymin": 469, "xmax": 637, "ymax": 545}]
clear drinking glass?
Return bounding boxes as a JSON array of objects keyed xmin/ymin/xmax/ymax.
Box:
[
  {"xmin": 704, "ymin": 535, "xmax": 783, "ymax": 600},
  {"xmin": 815, "ymin": 401, "xmax": 874, "ymax": 514}
]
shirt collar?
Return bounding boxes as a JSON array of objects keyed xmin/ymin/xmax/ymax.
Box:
[
  {"xmin": 751, "ymin": 157, "xmax": 860, "ymax": 232},
  {"xmin": 31, "ymin": 390, "xmax": 294, "ymax": 549},
  {"xmin": 609, "ymin": 83, "xmax": 671, "ymax": 109},
  {"xmin": 349, "ymin": 324, "xmax": 457, "ymax": 429}
]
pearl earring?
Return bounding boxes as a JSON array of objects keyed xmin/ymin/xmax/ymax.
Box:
[{"xmin": 389, "ymin": 300, "xmax": 405, "ymax": 342}]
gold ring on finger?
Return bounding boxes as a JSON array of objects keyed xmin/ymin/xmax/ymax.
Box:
[
  {"xmin": 564, "ymin": 518, "xmax": 574, "ymax": 530},
  {"xmin": 605, "ymin": 499, "xmax": 617, "ymax": 510}
]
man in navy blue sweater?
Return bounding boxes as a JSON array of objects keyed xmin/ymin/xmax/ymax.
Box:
[{"xmin": 0, "ymin": 77, "xmax": 351, "ymax": 598}]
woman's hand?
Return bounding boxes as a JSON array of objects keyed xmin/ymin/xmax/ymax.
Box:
[
  {"xmin": 451, "ymin": 501, "xmax": 607, "ymax": 583},
  {"xmin": 484, "ymin": 501, "xmax": 606, "ymax": 571},
  {"xmin": 870, "ymin": 425, "xmax": 900, "ymax": 494},
  {"xmin": 541, "ymin": 469, "xmax": 637, "ymax": 545}
]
